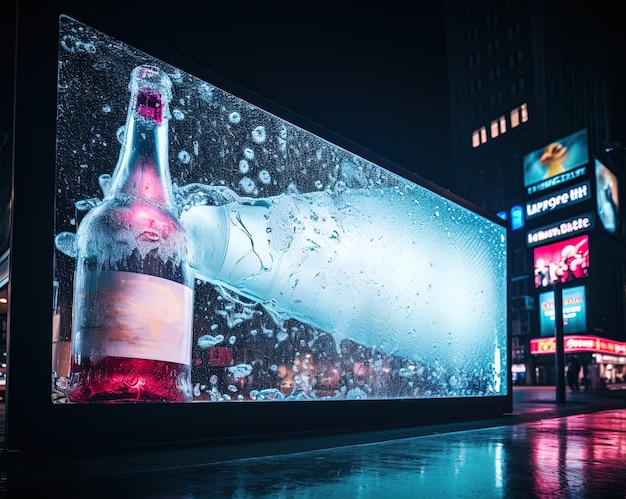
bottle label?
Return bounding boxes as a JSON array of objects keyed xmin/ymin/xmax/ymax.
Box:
[{"xmin": 74, "ymin": 270, "xmax": 193, "ymax": 365}]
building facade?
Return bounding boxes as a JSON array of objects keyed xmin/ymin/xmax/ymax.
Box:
[{"xmin": 443, "ymin": 0, "xmax": 626, "ymax": 387}]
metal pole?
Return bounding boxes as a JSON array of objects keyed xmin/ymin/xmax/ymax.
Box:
[{"xmin": 554, "ymin": 280, "xmax": 566, "ymax": 403}]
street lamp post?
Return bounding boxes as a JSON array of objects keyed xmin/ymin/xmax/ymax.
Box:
[{"xmin": 554, "ymin": 280, "xmax": 566, "ymax": 403}]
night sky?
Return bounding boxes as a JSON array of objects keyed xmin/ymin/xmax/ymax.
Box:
[
  {"xmin": 2, "ymin": 1, "xmax": 625, "ymax": 190},
  {"xmin": 2, "ymin": 2, "xmax": 452, "ymax": 187}
]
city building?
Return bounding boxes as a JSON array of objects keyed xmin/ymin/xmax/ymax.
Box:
[{"xmin": 443, "ymin": 0, "xmax": 626, "ymax": 387}]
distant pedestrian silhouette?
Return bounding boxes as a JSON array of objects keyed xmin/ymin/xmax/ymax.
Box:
[{"xmin": 567, "ymin": 356, "xmax": 581, "ymax": 391}]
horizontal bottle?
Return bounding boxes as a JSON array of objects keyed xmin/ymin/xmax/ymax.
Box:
[{"xmin": 180, "ymin": 185, "xmax": 507, "ymax": 370}]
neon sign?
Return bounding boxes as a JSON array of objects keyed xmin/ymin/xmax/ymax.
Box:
[
  {"xmin": 526, "ymin": 213, "xmax": 594, "ymax": 247},
  {"xmin": 531, "ymin": 335, "xmax": 626, "ymax": 356},
  {"xmin": 525, "ymin": 180, "xmax": 591, "ymax": 219}
]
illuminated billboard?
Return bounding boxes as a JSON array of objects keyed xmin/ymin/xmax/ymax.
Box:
[
  {"xmin": 524, "ymin": 129, "xmax": 589, "ymax": 195},
  {"xmin": 595, "ymin": 159, "xmax": 619, "ymax": 234},
  {"xmin": 526, "ymin": 213, "xmax": 594, "ymax": 247},
  {"xmin": 51, "ymin": 14, "xmax": 508, "ymax": 408},
  {"xmin": 539, "ymin": 285, "xmax": 587, "ymax": 336},
  {"xmin": 525, "ymin": 181, "xmax": 591, "ymax": 220},
  {"xmin": 533, "ymin": 234, "xmax": 589, "ymax": 288}
]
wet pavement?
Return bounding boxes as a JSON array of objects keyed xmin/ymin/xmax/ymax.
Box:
[{"xmin": 2, "ymin": 386, "xmax": 626, "ymax": 498}]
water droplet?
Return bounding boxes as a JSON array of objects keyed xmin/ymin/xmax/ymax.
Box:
[
  {"xmin": 54, "ymin": 232, "xmax": 77, "ymax": 258},
  {"xmin": 239, "ymin": 177, "xmax": 256, "ymax": 194},
  {"xmin": 258, "ymin": 170, "xmax": 271, "ymax": 185},
  {"xmin": 239, "ymin": 159, "xmax": 250, "ymax": 174},
  {"xmin": 178, "ymin": 150, "xmax": 191, "ymax": 164},
  {"xmin": 116, "ymin": 125, "xmax": 126, "ymax": 145},
  {"xmin": 197, "ymin": 334, "xmax": 225, "ymax": 348},
  {"xmin": 243, "ymin": 147, "xmax": 254, "ymax": 160},
  {"xmin": 228, "ymin": 364, "xmax": 253, "ymax": 378},
  {"xmin": 251, "ymin": 126, "xmax": 266, "ymax": 144},
  {"xmin": 198, "ymin": 82, "xmax": 214, "ymax": 103}
]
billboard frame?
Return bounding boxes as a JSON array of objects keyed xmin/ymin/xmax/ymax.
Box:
[{"xmin": 7, "ymin": 0, "xmax": 511, "ymax": 456}]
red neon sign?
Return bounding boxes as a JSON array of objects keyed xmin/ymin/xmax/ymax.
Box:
[{"xmin": 530, "ymin": 335, "xmax": 626, "ymax": 355}]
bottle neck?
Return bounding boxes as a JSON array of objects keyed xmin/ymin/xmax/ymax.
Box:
[{"xmin": 109, "ymin": 112, "xmax": 174, "ymax": 210}]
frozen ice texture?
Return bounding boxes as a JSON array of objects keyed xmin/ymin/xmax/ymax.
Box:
[{"xmin": 179, "ymin": 183, "xmax": 507, "ymax": 380}]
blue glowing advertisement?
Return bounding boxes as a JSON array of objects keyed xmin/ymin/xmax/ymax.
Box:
[
  {"xmin": 524, "ymin": 129, "xmax": 589, "ymax": 192},
  {"xmin": 52, "ymin": 15, "xmax": 508, "ymax": 405},
  {"xmin": 595, "ymin": 159, "xmax": 619, "ymax": 234},
  {"xmin": 539, "ymin": 285, "xmax": 587, "ymax": 337}
]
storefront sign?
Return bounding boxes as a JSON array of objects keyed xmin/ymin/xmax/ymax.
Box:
[{"xmin": 530, "ymin": 335, "xmax": 626, "ymax": 356}]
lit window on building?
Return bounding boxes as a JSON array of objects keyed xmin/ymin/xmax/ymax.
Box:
[
  {"xmin": 499, "ymin": 115, "xmax": 506, "ymax": 133},
  {"xmin": 472, "ymin": 130, "xmax": 480, "ymax": 148},
  {"xmin": 491, "ymin": 119, "xmax": 499, "ymax": 138},
  {"xmin": 510, "ymin": 109, "xmax": 519, "ymax": 128},
  {"xmin": 521, "ymin": 102, "xmax": 528, "ymax": 122},
  {"xmin": 480, "ymin": 126, "xmax": 487, "ymax": 143}
]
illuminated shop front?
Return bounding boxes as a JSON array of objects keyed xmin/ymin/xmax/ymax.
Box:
[{"xmin": 530, "ymin": 335, "xmax": 626, "ymax": 387}]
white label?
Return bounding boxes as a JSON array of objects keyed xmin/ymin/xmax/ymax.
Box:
[{"xmin": 75, "ymin": 270, "xmax": 193, "ymax": 365}]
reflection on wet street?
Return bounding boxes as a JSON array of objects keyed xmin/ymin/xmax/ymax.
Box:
[{"xmin": 6, "ymin": 409, "xmax": 626, "ymax": 497}]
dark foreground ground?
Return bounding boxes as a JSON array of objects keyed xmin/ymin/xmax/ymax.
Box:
[{"xmin": 1, "ymin": 386, "xmax": 626, "ymax": 498}]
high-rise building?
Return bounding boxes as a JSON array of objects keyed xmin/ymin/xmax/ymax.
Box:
[{"xmin": 444, "ymin": 0, "xmax": 626, "ymax": 388}]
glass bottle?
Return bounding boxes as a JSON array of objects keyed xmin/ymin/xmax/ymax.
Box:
[
  {"xmin": 179, "ymin": 185, "xmax": 507, "ymax": 370},
  {"xmin": 67, "ymin": 65, "xmax": 194, "ymax": 403}
]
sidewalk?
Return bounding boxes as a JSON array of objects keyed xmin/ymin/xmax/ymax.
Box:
[
  {"xmin": 2, "ymin": 386, "xmax": 626, "ymax": 498},
  {"xmin": 510, "ymin": 384, "xmax": 626, "ymax": 420},
  {"xmin": 2, "ymin": 385, "xmax": 626, "ymax": 460},
  {"xmin": 1, "ymin": 385, "xmax": 625, "ymax": 451}
]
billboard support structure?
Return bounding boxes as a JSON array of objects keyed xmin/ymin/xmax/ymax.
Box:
[
  {"xmin": 5, "ymin": 1, "xmax": 511, "ymax": 455},
  {"xmin": 554, "ymin": 281, "xmax": 566, "ymax": 402}
]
